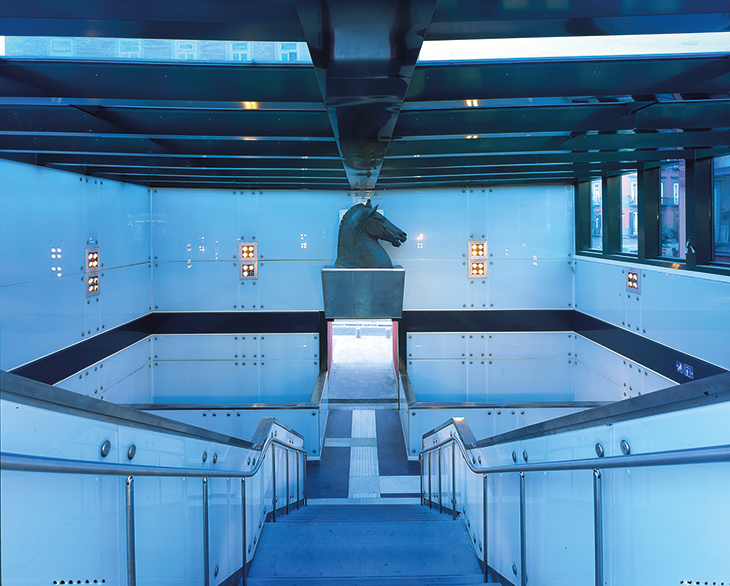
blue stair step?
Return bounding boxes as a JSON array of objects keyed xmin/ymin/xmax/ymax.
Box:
[{"xmin": 246, "ymin": 505, "xmax": 491, "ymax": 586}]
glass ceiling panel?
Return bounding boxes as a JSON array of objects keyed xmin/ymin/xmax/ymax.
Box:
[
  {"xmin": 0, "ymin": 36, "xmax": 312, "ymax": 64},
  {"xmin": 419, "ymin": 32, "xmax": 730, "ymax": 62}
]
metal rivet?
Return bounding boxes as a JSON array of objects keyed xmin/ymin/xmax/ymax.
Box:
[
  {"xmin": 595, "ymin": 443, "xmax": 604, "ymax": 458},
  {"xmin": 620, "ymin": 440, "xmax": 631, "ymax": 456},
  {"xmin": 213, "ymin": 453, "xmax": 218, "ymax": 464},
  {"xmin": 202, "ymin": 451, "xmax": 208, "ymax": 463},
  {"xmin": 522, "ymin": 451, "xmax": 528, "ymax": 462},
  {"xmin": 100, "ymin": 440, "xmax": 111, "ymax": 458},
  {"xmin": 512, "ymin": 452, "xmax": 517, "ymax": 463},
  {"xmin": 513, "ymin": 564, "xmax": 518, "ymax": 575},
  {"xmin": 214, "ymin": 566, "xmax": 219, "ymax": 577},
  {"xmin": 128, "ymin": 445, "xmax": 137, "ymax": 460}
]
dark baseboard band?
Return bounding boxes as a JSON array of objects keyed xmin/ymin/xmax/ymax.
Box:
[{"xmin": 10, "ymin": 309, "xmax": 726, "ymax": 387}]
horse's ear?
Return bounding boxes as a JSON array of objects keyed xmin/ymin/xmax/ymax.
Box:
[{"xmin": 369, "ymin": 204, "xmax": 379, "ymax": 217}]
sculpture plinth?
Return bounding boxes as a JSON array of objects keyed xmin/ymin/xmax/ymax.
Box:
[{"xmin": 322, "ymin": 267, "xmax": 405, "ymax": 319}]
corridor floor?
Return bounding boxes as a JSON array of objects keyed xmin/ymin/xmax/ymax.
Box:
[{"xmin": 307, "ymin": 409, "xmax": 420, "ymax": 503}]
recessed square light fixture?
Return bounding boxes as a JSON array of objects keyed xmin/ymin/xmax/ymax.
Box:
[
  {"xmin": 85, "ymin": 245, "xmax": 100, "ymax": 297},
  {"xmin": 468, "ymin": 240, "xmax": 487, "ymax": 278},
  {"xmin": 239, "ymin": 241, "xmax": 258, "ymax": 280},
  {"xmin": 626, "ymin": 269, "xmax": 640, "ymax": 294}
]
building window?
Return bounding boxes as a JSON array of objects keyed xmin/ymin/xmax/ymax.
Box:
[
  {"xmin": 119, "ymin": 39, "xmax": 142, "ymax": 59},
  {"xmin": 714, "ymin": 154, "xmax": 730, "ymax": 265},
  {"xmin": 50, "ymin": 38, "xmax": 74, "ymax": 57},
  {"xmin": 277, "ymin": 42, "xmax": 299, "ymax": 61},
  {"xmin": 660, "ymin": 161, "xmax": 686, "ymax": 260},
  {"xmin": 590, "ymin": 178, "xmax": 603, "ymax": 250},
  {"xmin": 621, "ymin": 171, "xmax": 638, "ymax": 254},
  {"xmin": 230, "ymin": 41, "xmax": 250, "ymax": 61},
  {"xmin": 175, "ymin": 40, "xmax": 197, "ymax": 60}
]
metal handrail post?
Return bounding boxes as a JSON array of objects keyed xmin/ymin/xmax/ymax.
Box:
[
  {"xmin": 241, "ymin": 478, "xmax": 247, "ymax": 586},
  {"xmin": 483, "ymin": 474, "xmax": 488, "ymax": 584},
  {"xmin": 428, "ymin": 450, "xmax": 432, "ymax": 509},
  {"xmin": 419, "ymin": 454, "xmax": 424, "ymax": 506},
  {"xmin": 272, "ymin": 443, "xmax": 277, "ymax": 522},
  {"xmin": 438, "ymin": 447, "xmax": 443, "ymax": 514},
  {"xmin": 296, "ymin": 450, "xmax": 300, "ymax": 510},
  {"xmin": 593, "ymin": 470, "xmax": 603, "ymax": 586},
  {"xmin": 519, "ymin": 471, "xmax": 526, "ymax": 586},
  {"xmin": 451, "ymin": 442, "xmax": 457, "ymax": 519},
  {"xmin": 286, "ymin": 447, "xmax": 290, "ymax": 515},
  {"xmin": 302, "ymin": 453, "xmax": 307, "ymax": 507},
  {"xmin": 203, "ymin": 477, "xmax": 210, "ymax": 586},
  {"xmin": 126, "ymin": 475, "xmax": 136, "ymax": 586}
]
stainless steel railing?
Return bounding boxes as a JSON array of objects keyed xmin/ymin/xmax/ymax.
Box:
[
  {"xmin": 2, "ymin": 431, "xmax": 307, "ymax": 586},
  {"xmin": 420, "ymin": 429, "xmax": 730, "ymax": 586}
]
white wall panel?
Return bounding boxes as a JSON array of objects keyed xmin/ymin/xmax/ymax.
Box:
[
  {"xmin": 257, "ymin": 190, "xmax": 349, "ymax": 260},
  {"xmin": 100, "ymin": 263, "xmax": 152, "ymax": 329},
  {"xmin": 488, "ymin": 259, "xmax": 573, "ymax": 309},
  {"xmin": 0, "ymin": 160, "xmax": 151, "ymax": 370},
  {"xmin": 259, "ymin": 333, "xmax": 318, "ymax": 360},
  {"xmin": 408, "ymin": 359, "xmax": 468, "ymax": 401},
  {"xmin": 258, "ymin": 360, "xmax": 319, "ymax": 401},
  {"xmin": 408, "ymin": 333, "xmax": 467, "ymax": 359},
  {"xmin": 152, "ymin": 360, "xmax": 243, "ymax": 403},
  {"xmin": 154, "ymin": 334, "xmax": 239, "ymax": 361},
  {"xmin": 488, "ymin": 332, "xmax": 572, "ymax": 359},
  {"xmin": 575, "ymin": 259, "xmax": 730, "ymax": 371},
  {"xmin": 0, "ymin": 277, "xmax": 86, "ymax": 370},
  {"xmin": 151, "ymin": 189, "xmax": 239, "ymax": 262},
  {"xmin": 153, "ymin": 261, "xmax": 238, "ymax": 311},
  {"xmin": 487, "ymin": 359, "xmax": 573, "ymax": 402},
  {"xmin": 400, "ymin": 259, "xmax": 468, "ymax": 309},
  {"xmin": 488, "ymin": 185, "xmax": 573, "ymax": 260},
  {"xmin": 255, "ymin": 260, "xmax": 324, "ymax": 310}
]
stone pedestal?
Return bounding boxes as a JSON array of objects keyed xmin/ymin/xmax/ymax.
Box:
[{"xmin": 322, "ymin": 267, "xmax": 405, "ymax": 319}]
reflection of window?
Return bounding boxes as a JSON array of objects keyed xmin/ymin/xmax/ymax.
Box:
[
  {"xmin": 50, "ymin": 38, "xmax": 73, "ymax": 56},
  {"xmin": 673, "ymin": 182, "xmax": 679, "ymax": 204},
  {"xmin": 278, "ymin": 42, "xmax": 299, "ymax": 61},
  {"xmin": 230, "ymin": 41, "xmax": 250, "ymax": 61},
  {"xmin": 630, "ymin": 181, "xmax": 637, "ymax": 205},
  {"xmin": 629, "ymin": 211, "xmax": 638, "ymax": 237},
  {"xmin": 175, "ymin": 41, "xmax": 197, "ymax": 60},
  {"xmin": 119, "ymin": 39, "xmax": 142, "ymax": 59}
]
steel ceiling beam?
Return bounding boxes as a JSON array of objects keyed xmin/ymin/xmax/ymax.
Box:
[
  {"xmin": 428, "ymin": 0, "xmax": 730, "ymax": 39},
  {"xmin": 0, "ymin": 0, "xmax": 304, "ymax": 41},
  {"xmin": 294, "ymin": 0, "xmax": 439, "ymax": 190},
  {"xmin": 0, "ymin": 60, "xmax": 323, "ymax": 103},
  {"xmin": 408, "ymin": 56, "xmax": 730, "ymax": 102}
]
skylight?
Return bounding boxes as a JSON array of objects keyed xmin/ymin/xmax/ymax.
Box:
[
  {"xmin": 418, "ymin": 32, "xmax": 730, "ymax": 62},
  {"xmin": 0, "ymin": 37, "xmax": 312, "ymax": 64}
]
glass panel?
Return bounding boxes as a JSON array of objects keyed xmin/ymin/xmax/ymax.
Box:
[
  {"xmin": 620, "ymin": 172, "xmax": 638, "ymax": 254},
  {"xmin": 713, "ymin": 154, "xmax": 730, "ymax": 265},
  {"xmin": 1, "ymin": 36, "xmax": 312, "ymax": 64},
  {"xmin": 590, "ymin": 178, "xmax": 603, "ymax": 251},
  {"xmin": 659, "ymin": 162, "xmax": 686, "ymax": 260},
  {"xmin": 418, "ymin": 32, "xmax": 730, "ymax": 63}
]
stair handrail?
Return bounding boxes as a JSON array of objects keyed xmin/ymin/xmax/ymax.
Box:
[
  {"xmin": 420, "ymin": 422, "xmax": 730, "ymax": 585},
  {"xmin": 2, "ymin": 370, "xmax": 309, "ymax": 586}
]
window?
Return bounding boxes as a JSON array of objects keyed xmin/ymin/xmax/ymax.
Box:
[
  {"xmin": 714, "ymin": 154, "xmax": 730, "ymax": 264},
  {"xmin": 277, "ymin": 42, "xmax": 299, "ymax": 61},
  {"xmin": 621, "ymin": 172, "xmax": 638, "ymax": 254},
  {"xmin": 175, "ymin": 40, "xmax": 197, "ymax": 60},
  {"xmin": 590, "ymin": 178, "xmax": 602, "ymax": 250},
  {"xmin": 50, "ymin": 38, "xmax": 73, "ymax": 57},
  {"xmin": 119, "ymin": 39, "xmax": 142, "ymax": 59},
  {"xmin": 660, "ymin": 162, "xmax": 686, "ymax": 260},
  {"xmin": 230, "ymin": 41, "xmax": 250, "ymax": 61}
]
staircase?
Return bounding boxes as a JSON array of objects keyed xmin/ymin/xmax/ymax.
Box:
[{"xmin": 246, "ymin": 504, "xmax": 493, "ymax": 585}]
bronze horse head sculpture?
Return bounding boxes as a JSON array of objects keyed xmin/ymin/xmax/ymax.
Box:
[{"xmin": 335, "ymin": 200, "xmax": 407, "ymax": 268}]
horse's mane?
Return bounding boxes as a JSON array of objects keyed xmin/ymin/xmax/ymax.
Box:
[
  {"xmin": 340, "ymin": 203, "xmax": 365, "ymax": 227},
  {"xmin": 338, "ymin": 203, "xmax": 366, "ymax": 240}
]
